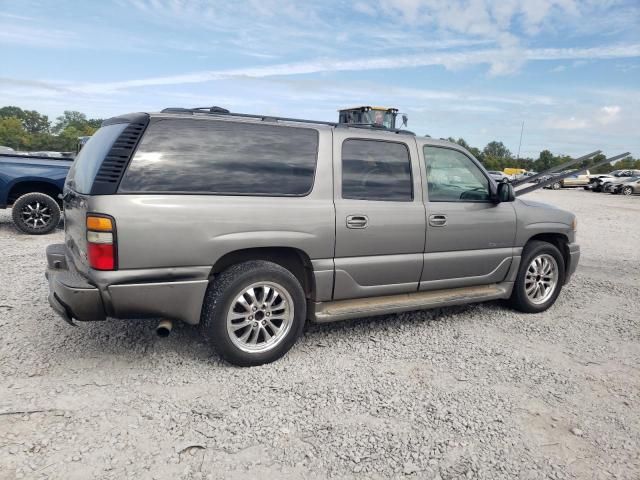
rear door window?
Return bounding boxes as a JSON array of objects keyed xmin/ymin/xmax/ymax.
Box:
[
  {"xmin": 341, "ymin": 139, "xmax": 413, "ymax": 201},
  {"xmin": 65, "ymin": 122, "xmax": 128, "ymax": 194},
  {"xmin": 119, "ymin": 119, "xmax": 319, "ymax": 196}
]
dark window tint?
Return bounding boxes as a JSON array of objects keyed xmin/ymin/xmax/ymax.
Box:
[
  {"xmin": 342, "ymin": 139, "xmax": 412, "ymax": 201},
  {"xmin": 119, "ymin": 119, "xmax": 318, "ymax": 196},
  {"xmin": 424, "ymin": 146, "xmax": 490, "ymax": 202},
  {"xmin": 65, "ymin": 123, "xmax": 128, "ymax": 194}
]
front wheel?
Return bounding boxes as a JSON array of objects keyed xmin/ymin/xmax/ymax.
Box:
[
  {"xmin": 200, "ymin": 260, "xmax": 306, "ymax": 366},
  {"xmin": 509, "ymin": 241, "xmax": 565, "ymax": 313},
  {"xmin": 11, "ymin": 192, "xmax": 61, "ymax": 235},
  {"xmin": 552, "ymin": 182, "xmax": 561, "ymax": 190},
  {"xmin": 622, "ymin": 186, "xmax": 633, "ymax": 196}
]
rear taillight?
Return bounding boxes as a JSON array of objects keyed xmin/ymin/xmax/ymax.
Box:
[{"xmin": 86, "ymin": 214, "xmax": 116, "ymax": 270}]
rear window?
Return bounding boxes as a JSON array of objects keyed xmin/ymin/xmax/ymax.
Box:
[
  {"xmin": 118, "ymin": 119, "xmax": 319, "ymax": 196},
  {"xmin": 65, "ymin": 123, "xmax": 128, "ymax": 194}
]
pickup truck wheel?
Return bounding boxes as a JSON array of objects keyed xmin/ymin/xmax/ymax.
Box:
[
  {"xmin": 552, "ymin": 182, "xmax": 561, "ymax": 190},
  {"xmin": 11, "ymin": 192, "xmax": 61, "ymax": 235},
  {"xmin": 200, "ymin": 260, "xmax": 306, "ymax": 367},
  {"xmin": 509, "ymin": 241, "xmax": 565, "ymax": 314}
]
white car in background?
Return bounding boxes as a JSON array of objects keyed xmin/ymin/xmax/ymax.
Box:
[{"xmin": 488, "ymin": 171, "xmax": 510, "ymax": 182}]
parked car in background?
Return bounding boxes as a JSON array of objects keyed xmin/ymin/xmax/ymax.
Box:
[
  {"xmin": 558, "ymin": 170, "xmax": 590, "ymax": 189},
  {"xmin": 585, "ymin": 174, "xmax": 614, "ymax": 190},
  {"xmin": 45, "ymin": 107, "xmax": 580, "ymax": 366},
  {"xmin": 516, "ymin": 171, "xmax": 538, "ymax": 182},
  {"xmin": 0, "ymin": 152, "xmax": 72, "ymax": 234},
  {"xmin": 488, "ymin": 170, "xmax": 510, "ymax": 182},
  {"xmin": 608, "ymin": 176, "xmax": 640, "ymax": 195},
  {"xmin": 503, "ymin": 168, "xmax": 526, "ymax": 180},
  {"xmin": 543, "ymin": 170, "xmax": 591, "ymax": 189},
  {"xmin": 592, "ymin": 170, "xmax": 640, "ymax": 192}
]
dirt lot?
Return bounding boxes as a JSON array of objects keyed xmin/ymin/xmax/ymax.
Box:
[{"xmin": 0, "ymin": 189, "xmax": 638, "ymax": 480}]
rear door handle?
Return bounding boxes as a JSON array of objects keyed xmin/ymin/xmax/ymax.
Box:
[
  {"xmin": 428, "ymin": 214, "xmax": 447, "ymax": 227},
  {"xmin": 346, "ymin": 215, "xmax": 368, "ymax": 229}
]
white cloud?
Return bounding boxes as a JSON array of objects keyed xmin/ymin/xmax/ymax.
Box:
[
  {"xmin": 598, "ymin": 105, "xmax": 621, "ymax": 125},
  {"xmin": 56, "ymin": 42, "xmax": 640, "ymax": 93},
  {"xmin": 546, "ymin": 116, "xmax": 589, "ymax": 130}
]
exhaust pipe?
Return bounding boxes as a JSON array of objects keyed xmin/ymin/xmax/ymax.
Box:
[{"xmin": 155, "ymin": 319, "xmax": 173, "ymax": 338}]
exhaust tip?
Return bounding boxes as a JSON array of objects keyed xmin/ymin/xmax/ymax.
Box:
[{"xmin": 155, "ymin": 319, "xmax": 173, "ymax": 338}]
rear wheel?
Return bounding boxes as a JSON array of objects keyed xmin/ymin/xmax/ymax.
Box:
[
  {"xmin": 11, "ymin": 192, "xmax": 61, "ymax": 235},
  {"xmin": 622, "ymin": 186, "xmax": 633, "ymax": 196},
  {"xmin": 200, "ymin": 260, "xmax": 306, "ymax": 366},
  {"xmin": 509, "ymin": 241, "xmax": 565, "ymax": 313},
  {"xmin": 552, "ymin": 182, "xmax": 561, "ymax": 190}
]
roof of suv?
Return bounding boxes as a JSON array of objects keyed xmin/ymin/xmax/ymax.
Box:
[{"xmin": 102, "ymin": 108, "xmax": 472, "ymax": 152}]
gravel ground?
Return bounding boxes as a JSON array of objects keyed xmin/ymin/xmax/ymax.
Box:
[{"xmin": 1, "ymin": 189, "xmax": 639, "ymax": 480}]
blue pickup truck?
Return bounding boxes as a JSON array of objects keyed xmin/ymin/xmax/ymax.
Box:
[{"xmin": 0, "ymin": 153, "xmax": 72, "ymax": 234}]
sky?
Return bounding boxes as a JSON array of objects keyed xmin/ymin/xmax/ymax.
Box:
[{"xmin": 1, "ymin": 0, "xmax": 639, "ymax": 158}]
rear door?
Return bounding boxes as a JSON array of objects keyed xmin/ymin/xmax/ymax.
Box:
[
  {"xmin": 332, "ymin": 130, "xmax": 425, "ymax": 300},
  {"xmin": 419, "ymin": 144, "xmax": 516, "ymax": 291}
]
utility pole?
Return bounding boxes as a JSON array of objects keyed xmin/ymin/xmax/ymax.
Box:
[{"xmin": 516, "ymin": 121, "xmax": 524, "ymax": 161}]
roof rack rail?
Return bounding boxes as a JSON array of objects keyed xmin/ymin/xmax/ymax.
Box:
[{"xmin": 159, "ymin": 106, "xmax": 415, "ymax": 135}]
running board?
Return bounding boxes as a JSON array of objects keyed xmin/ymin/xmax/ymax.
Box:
[{"xmin": 310, "ymin": 283, "xmax": 512, "ymax": 323}]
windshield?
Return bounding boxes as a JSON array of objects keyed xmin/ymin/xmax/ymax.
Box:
[{"xmin": 65, "ymin": 123, "xmax": 128, "ymax": 194}]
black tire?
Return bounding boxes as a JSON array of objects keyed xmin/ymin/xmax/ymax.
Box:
[
  {"xmin": 552, "ymin": 182, "xmax": 561, "ymax": 190},
  {"xmin": 622, "ymin": 186, "xmax": 633, "ymax": 196},
  {"xmin": 509, "ymin": 240, "xmax": 565, "ymax": 314},
  {"xmin": 11, "ymin": 192, "xmax": 61, "ymax": 235},
  {"xmin": 200, "ymin": 260, "xmax": 306, "ymax": 367}
]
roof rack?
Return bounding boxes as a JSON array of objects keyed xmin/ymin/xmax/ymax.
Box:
[{"xmin": 160, "ymin": 106, "xmax": 415, "ymax": 135}]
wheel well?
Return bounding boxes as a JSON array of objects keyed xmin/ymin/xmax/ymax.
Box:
[
  {"xmin": 526, "ymin": 233, "xmax": 569, "ymax": 270},
  {"xmin": 210, "ymin": 247, "xmax": 315, "ymax": 298},
  {"xmin": 8, "ymin": 182, "xmax": 62, "ymax": 206}
]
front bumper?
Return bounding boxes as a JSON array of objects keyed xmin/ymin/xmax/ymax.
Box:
[
  {"xmin": 45, "ymin": 243, "xmax": 210, "ymax": 325},
  {"xmin": 565, "ymin": 242, "xmax": 580, "ymax": 284}
]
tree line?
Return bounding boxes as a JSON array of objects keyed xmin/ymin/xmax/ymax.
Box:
[
  {"xmin": 0, "ymin": 106, "xmax": 102, "ymax": 153},
  {"xmin": 0, "ymin": 105, "xmax": 637, "ymax": 173},
  {"xmin": 444, "ymin": 137, "xmax": 638, "ymax": 174}
]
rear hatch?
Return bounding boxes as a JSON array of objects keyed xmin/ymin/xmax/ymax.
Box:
[{"xmin": 63, "ymin": 116, "xmax": 148, "ymax": 273}]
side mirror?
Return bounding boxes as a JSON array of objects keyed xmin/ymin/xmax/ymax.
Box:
[{"xmin": 495, "ymin": 180, "xmax": 515, "ymax": 203}]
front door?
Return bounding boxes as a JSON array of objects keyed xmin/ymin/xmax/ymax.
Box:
[
  {"xmin": 333, "ymin": 132, "xmax": 426, "ymax": 300},
  {"xmin": 419, "ymin": 144, "xmax": 516, "ymax": 291}
]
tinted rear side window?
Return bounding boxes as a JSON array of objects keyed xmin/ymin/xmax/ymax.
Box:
[
  {"xmin": 65, "ymin": 122, "xmax": 128, "ymax": 194},
  {"xmin": 342, "ymin": 139, "xmax": 412, "ymax": 201},
  {"xmin": 119, "ymin": 119, "xmax": 319, "ymax": 196}
]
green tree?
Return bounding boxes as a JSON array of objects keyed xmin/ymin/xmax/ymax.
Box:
[
  {"xmin": 53, "ymin": 110, "xmax": 102, "ymax": 134},
  {"xmin": 0, "ymin": 117, "xmax": 31, "ymax": 150},
  {"xmin": 0, "ymin": 106, "xmax": 50, "ymax": 134},
  {"xmin": 22, "ymin": 110, "xmax": 50, "ymax": 134},
  {"xmin": 483, "ymin": 141, "xmax": 512, "ymax": 160}
]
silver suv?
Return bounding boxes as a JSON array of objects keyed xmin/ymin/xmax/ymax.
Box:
[{"xmin": 45, "ymin": 108, "xmax": 580, "ymax": 366}]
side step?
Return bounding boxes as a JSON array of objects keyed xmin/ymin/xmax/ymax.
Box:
[{"xmin": 310, "ymin": 283, "xmax": 512, "ymax": 323}]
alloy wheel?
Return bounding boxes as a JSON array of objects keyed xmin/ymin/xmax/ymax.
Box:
[
  {"xmin": 525, "ymin": 254, "xmax": 559, "ymax": 305},
  {"xmin": 20, "ymin": 201, "xmax": 53, "ymax": 229},
  {"xmin": 226, "ymin": 282, "xmax": 294, "ymax": 353}
]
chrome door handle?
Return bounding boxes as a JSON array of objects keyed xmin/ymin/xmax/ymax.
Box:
[
  {"xmin": 346, "ymin": 215, "xmax": 368, "ymax": 229},
  {"xmin": 428, "ymin": 214, "xmax": 447, "ymax": 227}
]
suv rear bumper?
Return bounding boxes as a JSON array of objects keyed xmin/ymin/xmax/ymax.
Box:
[
  {"xmin": 45, "ymin": 244, "xmax": 210, "ymax": 325},
  {"xmin": 46, "ymin": 244, "xmax": 106, "ymax": 324}
]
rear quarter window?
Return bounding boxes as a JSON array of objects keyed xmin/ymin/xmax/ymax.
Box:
[
  {"xmin": 118, "ymin": 119, "xmax": 319, "ymax": 196},
  {"xmin": 65, "ymin": 123, "xmax": 128, "ymax": 194}
]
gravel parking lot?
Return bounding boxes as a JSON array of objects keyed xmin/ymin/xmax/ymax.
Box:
[{"xmin": 1, "ymin": 189, "xmax": 638, "ymax": 480}]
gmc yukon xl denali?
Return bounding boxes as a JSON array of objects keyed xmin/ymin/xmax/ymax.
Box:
[{"xmin": 45, "ymin": 108, "xmax": 580, "ymax": 366}]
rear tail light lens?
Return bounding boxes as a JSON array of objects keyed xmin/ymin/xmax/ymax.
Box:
[{"xmin": 86, "ymin": 214, "xmax": 116, "ymax": 270}]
